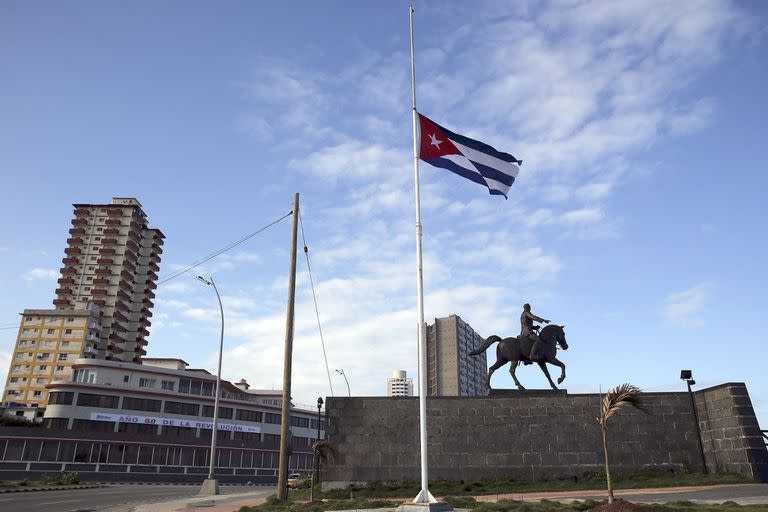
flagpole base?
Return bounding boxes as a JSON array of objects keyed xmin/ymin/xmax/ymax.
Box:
[
  {"xmin": 413, "ymin": 489, "xmax": 437, "ymax": 504},
  {"xmin": 398, "ymin": 502, "xmax": 454, "ymax": 512}
]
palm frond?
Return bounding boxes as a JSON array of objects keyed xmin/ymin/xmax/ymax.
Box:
[
  {"xmin": 312, "ymin": 439, "xmax": 338, "ymax": 463},
  {"xmin": 597, "ymin": 383, "xmax": 647, "ymax": 426}
]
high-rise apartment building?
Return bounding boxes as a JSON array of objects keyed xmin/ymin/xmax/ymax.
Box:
[
  {"xmin": 56, "ymin": 197, "xmax": 163, "ymax": 362},
  {"xmin": 2, "ymin": 197, "xmax": 162, "ymax": 418},
  {"xmin": 386, "ymin": 370, "xmax": 413, "ymax": 397},
  {"xmin": 426, "ymin": 314, "xmax": 488, "ymax": 397}
]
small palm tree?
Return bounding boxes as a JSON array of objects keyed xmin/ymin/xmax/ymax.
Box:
[
  {"xmin": 597, "ymin": 383, "xmax": 646, "ymax": 503},
  {"xmin": 310, "ymin": 440, "xmax": 338, "ymax": 502}
]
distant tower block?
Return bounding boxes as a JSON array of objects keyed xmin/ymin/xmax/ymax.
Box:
[
  {"xmin": 387, "ymin": 370, "xmax": 414, "ymax": 397},
  {"xmin": 426, "ymin": 314, "xmax": 489, "ymax": 396}
]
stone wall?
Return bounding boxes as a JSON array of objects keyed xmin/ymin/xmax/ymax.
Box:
[{"xmin": 323, "ymin": 383, "xmax": 768, "ymax": 486}]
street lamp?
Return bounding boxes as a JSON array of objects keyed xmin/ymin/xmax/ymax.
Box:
[
  {"xmin": 335, "ymin": 369, "xmax": 351, "ymax": 397},
  {"xmin": 680, "ymin": 369, "xmax": 708, "ymax": 474},
  {"xmin": 198, "ymin": 275, "xmax": 225, "ymax": 495}
]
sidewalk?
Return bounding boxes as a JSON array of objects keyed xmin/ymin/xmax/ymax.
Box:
[
  {"xmin": 132, "ymin": 489, "xmax": 271, "ymax": 512},
  {"xmin": 130, "ymin": 483, "xmax": 768, "ymax": 512}
]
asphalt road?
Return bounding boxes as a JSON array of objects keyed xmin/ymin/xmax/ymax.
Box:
[{"xmin": 0, "ymin": 484, "xmax": 276, "ymax": 512}]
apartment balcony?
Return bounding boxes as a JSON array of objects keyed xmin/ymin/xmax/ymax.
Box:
[
  {"xmin": 92, "ymin": 278, "xmax": 110, "ymax": 286},
  {"xmin": 58, "ymin": 277, "xmax": 75, "ymax": 285},
  {"xmin": 99, "ymin": 248, "xmax": 116, "ymax": 255},
  {"xmin": 118, "ymin": 280, "xmax": 133, "ymax": 292},
  {"xmin": 15, "ymin": 355, "xmax": 32, "ymax": 362},
  {"xmin": 64, "ymin": 247, "xmax": 81, "ymax": 255},
  {"xmin": 55, "ymin": 288, "xmax": 73, "ymax": 295},
  {"xmin": 144, "ymin": 289, "xmax": 156, "ymax": 299},
  {"xmin": 103, "ymin": 228, "xmax": 120, "ymax": 235},
  {"xmin": 69, "ymin": 227, "xmax": 86, "ymax": 236},
  {"xmin": 60, "ymin": 266, "xmax": 77, "ymax": 275},
  {"xmin": 134, "ymin": 347, "xmax": 147, "ymax": 356},
  {"xmin": 95, "ymin": 268, "xmax": 112, "ymax": 275},
  {"xmin": 74, "ymin": 208, "xmax": 90, "ymax": 217},
  {"xmin": 143, "ymin": 298, "xmax": 154, "ymax": 308},
  {"xmin": 66, "ymin": 237, "xmax": 85, "ymax": 245},
  {"xmin": 139, "ymin": 318, "xmax": 151, "ymax": 327},
  {"xmin": 149, "ymin": 262, "xmax": 160, "ymax": 273},
  {"xmin": 91, "ymin": 288, "xmax": 108, "ymax": 296},
  {"xmin": 101, "ymin": 238, "xmax": 118, "ymax": 245},
  {"xmin": 72, "ymin": 218, "xmax": 88, "ymax": 226},
  {"xmin": 61, "ymin": 257, "xmax": 79, "ymax": 265},
  {"xmin": 123, "ymin": 259, "xmax": 136, "ymax": 272},
  {"xmin": 126, "ymin": 241, "xmax": 139, "ymax": 254},
  {"xmin": 114, "ymin": 300, "xmax": 130, "ymax": 311},
  {"xmin": 92, "ymin": 299, "xmax": 106, "ymax": 307},
  {"xmin": 53, "ymin": 299, "xmax": 71, "ymax": 307},
  {"xmin": 117, "ymin": 290, "xmax": 131, "ymax": 300},
  {"xmin": 132, "ymin": 356, "xmax": 141, "ymax": 363},
  {"xmin": 107, "ymin": 209, "xmax": 123, "ymax": 217},
  {"xmin": 84, "ymin": 345, "xmax": 98, "ymax": 355},
  {"xmin": 140, "ymin": 307, "xmax": 153, "ymax": 317},
  {"xmin": 138, "ymin": 327, "xmax": 150, "ymax": 337},
  {"xmin": 147, "ymin": 270, "xmax": 158, "ymax": 280},
  {"xmin": 104, "ymin": 219, "xmax": 122, "ymax": 226},
  {"xmin": 120, "ymin": 270, "xmax": 134, "ymax": 282},
  {"xmin": 96, "ymin": 258, "xmax": 114, "ymax": 265},
  {"xmin": 113, "ymin": 311, "xmax": 129, "ymax": 322}
]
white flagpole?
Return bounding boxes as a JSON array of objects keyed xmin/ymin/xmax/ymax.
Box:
[{"xmin": 409, "ymin": 5, "xmax": 436, "ymax": 505}]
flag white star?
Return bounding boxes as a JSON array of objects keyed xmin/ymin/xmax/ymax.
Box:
[{"xmin": 429, "ymin": 133, "xmax": 443, "ymax": 149}]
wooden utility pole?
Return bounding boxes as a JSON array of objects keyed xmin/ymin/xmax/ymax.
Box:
[{"xmin": 277, "ymin": 193, "xmax": 299, "ymax": 501}]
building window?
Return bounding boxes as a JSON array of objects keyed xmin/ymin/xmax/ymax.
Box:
[
  {"xmin": 163, "ymin": 401, "xmax": 199, "ymax": 416},
  {"xmin": 161, "ymin": 380, "xmax": 175, "ymax": 391},
  {"xmin": 123, "ymin": 375, "xmax": 129, "ymax": 383},
  {"xmin": 67, "ymin": 317, "xmax": 75, "ymax": 322},
  {"xmin": 25, "ymin": 316, "xmax": 32, "ymax": 322},
  {"xmin": 65, "ymin": 329, "xmax": 73, "ymax": 335},
  {"xmin": 47, "ymin": 329, "xmax": 55, "ymax": 334},
  {"xmin": 76, "ymin": 393, "xmax": 119, "ymax": 408},
  {"xmin": 39, "ymin": 365, "xmax": 48, "ymax": 371},
  {"xmin": 9, "ymin": 377, "xmax": 17, "ymax": 383},
  {"xmin": 202, "ymin": 406, "xmax": 233, "ymax": 419},
  {"xmin": 264, "ymin": 413, "xmax": 280, "ymax": 424},
  {"xmin": 90, "ymin": 256, "xmax": 97, "ymax": 261},
  {"xmin": 121, "ymin": 396, "xmax": 161, "ymax": 413},
  {"xmin": 138, "ymin": 378, "xmax": 156, "ymax": 388},
  {"xmin": 49, "ymin": 392, "xmax": 74, "ymax": 405},
  {"xmin": 178, "ymin": 379, "xmax": 190, "ymax": 393},
  {"xmin": 33, "ymin": 391, "xmax": 42, "ymax": 397},
  {"xmin": 73, "ymin": 368, "xmax": 96, "ymax": 383},
  {"xmin": 58, "ymin": 354, "xmax": 67, "ymax": 361},
  {"xmin": 61, "ymin": 341, "xmax": 70, "ymax": 347},
  {"xmin": 56, "ymin": 366, "xmax": 64, "ymax": 371},
  {"xmin": 236, "ymin": 409, "xmax": 263, "ymax": 422}
]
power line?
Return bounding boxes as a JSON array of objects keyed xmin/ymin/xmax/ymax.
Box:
[
  {"xmin": 157, "ymin": 211, "xmax": 293, "ymax": 286},
  {"xmin": 298, "ymin": 210, "xmax": 334, "ymax": 398}
]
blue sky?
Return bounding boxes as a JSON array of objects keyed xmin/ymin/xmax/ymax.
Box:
[{"xmin": 1, "ymin": 1, "xmax": 767, "ymax": 420}]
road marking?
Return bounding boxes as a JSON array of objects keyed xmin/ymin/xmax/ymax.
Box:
[{"xmin": 38, "ymin": 499, "xmax": 83, "ymax": 505}]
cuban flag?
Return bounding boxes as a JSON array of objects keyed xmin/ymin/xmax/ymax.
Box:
[{"xmin": 418, "ymin": 113, "xmax": 521, "ymax": 198}]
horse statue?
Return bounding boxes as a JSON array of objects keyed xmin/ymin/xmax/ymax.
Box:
[{"xmin": 469, "ymin": 324, "xmax": 569, "ymax": 390}]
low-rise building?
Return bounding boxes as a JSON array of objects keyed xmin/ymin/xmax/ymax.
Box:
[{"xmin": 3, "ymin": 302, "xmax": 103, "ymax": 420}]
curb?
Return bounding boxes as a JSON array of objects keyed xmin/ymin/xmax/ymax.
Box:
[{"xmin": 0, "ymin": 484, "xmax": 104, "ymax": 493}]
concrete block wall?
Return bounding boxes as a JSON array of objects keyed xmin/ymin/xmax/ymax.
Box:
[
  {"xmin": 323, "ymin": 383, "xmax": 767, "ymax": 486},
  {"xmin": 697, "ymin": 383, "xmax": 768, "ymax": 481}
]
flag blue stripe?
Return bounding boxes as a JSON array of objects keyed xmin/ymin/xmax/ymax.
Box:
[
  {"xmin": 423, "ymin": 157, "xmax": 487, "ymax": 188},
  {"xmin": 429, "ymin": 118, "xmax": 521, "ymax": 164},
  {"xmin": 470, "ymin": 160, "xmax": 516, "ymax": 187}
]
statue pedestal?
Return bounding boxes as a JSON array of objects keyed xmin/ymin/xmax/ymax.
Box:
[
  {"xmin": 397, "ymin": 503, "xmax": 454, "ymax": 512},
  {"xmin": 488, "ymin": 389, "xmax": 567, "ymax": 397}
]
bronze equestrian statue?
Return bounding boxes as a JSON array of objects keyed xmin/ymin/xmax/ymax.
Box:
[{"xmin": 469, "ymin": 324, "xmax": 569, "ymax": 390}]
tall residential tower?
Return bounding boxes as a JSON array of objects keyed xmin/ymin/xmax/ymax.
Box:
[
  {"xmin": 57, "ymin": 197, "xmax": 164, "ymax": 362},
  {"xmin": 426, "ymin": 314, "xmax": 488, "ymax": 397}
]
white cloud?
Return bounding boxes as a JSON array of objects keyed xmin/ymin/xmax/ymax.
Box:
[
  {"xmin": 664, "ymin": 283, "xmax": 712, "ymax": 327},
  {"xmin": 22, "ymin": 268, "xmax": 58, "ymax": 281}
]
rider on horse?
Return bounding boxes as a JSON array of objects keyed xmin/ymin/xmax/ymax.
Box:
[{"xmin": 521, "ymin": 303, "xmax": 550, "ymax": 364}]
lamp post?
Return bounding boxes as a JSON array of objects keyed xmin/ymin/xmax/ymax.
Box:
[
  {"xmin": 314, "ymin": 397, "xmax": 324, "ymax": 497},
  {"xmin": 335, "ymin": 369, "xmax": 351, "ymax": 397},
  {"xmin": 681, "ymin": 370, "xmax": 708, "ymax": 474},
  {"xmin": 198, "ymin": 275, "xmax": 225, "ymax": 495}
]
